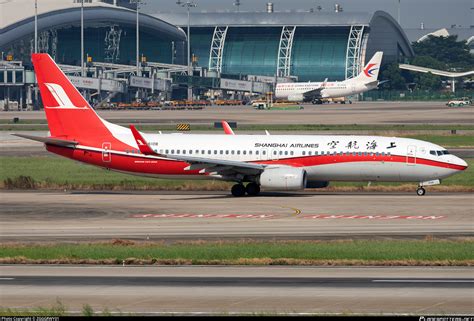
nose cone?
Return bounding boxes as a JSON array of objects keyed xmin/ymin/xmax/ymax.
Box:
[{"xmin": 455, "ymin": 156, "xmax": 468, "ymax": 170}]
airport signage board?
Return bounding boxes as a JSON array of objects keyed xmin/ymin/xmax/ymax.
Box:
[
  {"xmin": 68, "ymin": 76, "xmax": 126, "ymax": 93},
  {"xmin": 220, "ymin": 78, "xmax": 252, "ymax": 92},
  {"xmin": 130, "ymin": 76, "xmax": 169, "ymax": 91}
]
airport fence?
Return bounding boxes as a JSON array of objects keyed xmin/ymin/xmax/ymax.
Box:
[{"xmin": 360, "ymin": 90, "xmax": 474, "ymax": 102}]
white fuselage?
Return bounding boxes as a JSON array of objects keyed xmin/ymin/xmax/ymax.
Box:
[
  {"xmin": 275, "ymin": 78, "xmax": 376, "ymax": 101},
  {"xmin": 119, "ymin": 133, "xmax": 467, "ymax": 183}
]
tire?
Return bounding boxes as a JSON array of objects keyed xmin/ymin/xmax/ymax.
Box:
[
  {"xmin": 245, "ymin": 183, "xmax": 261, "ymax": 196},
  {"xmin": 231, "ymin": 184, "xmax": 246, "ymax": 197},
  {"xmin": 416, "ymin": 187, "xmax": 426, "ymax": 196}
]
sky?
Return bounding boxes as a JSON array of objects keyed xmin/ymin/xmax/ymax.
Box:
[{"xmin": 142, "ymin": 0, "xmax": 474, "ymax": 29}]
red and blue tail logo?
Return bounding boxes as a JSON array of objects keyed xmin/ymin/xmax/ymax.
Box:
[{"xmin": 364, "ymin": 63, "xmax": 378, "ymax": 77}]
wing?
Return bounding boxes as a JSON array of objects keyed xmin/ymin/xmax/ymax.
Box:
[
  {"xmin": 129, "ymin": 125, "xmax": 266, "ymax": 177},
  {"xmin": 302, "ymin": 78, "xmax": 328, "ymax": 98}
]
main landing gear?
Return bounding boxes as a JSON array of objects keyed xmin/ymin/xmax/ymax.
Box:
[
  {"xmin": 416, "ymin": 187, "xmax": 426, "ymax": 196},
  {"xmin": 231, "ymin": 183, "xmax": 261, "ymax": 197}
]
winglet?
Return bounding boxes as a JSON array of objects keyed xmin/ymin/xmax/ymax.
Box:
[
  {"xmin": 129, "ymin": 125, "xmax": 157, "ymax": 155},
  {"xmin": 221, "ymin": 120, "xmax": 235, "ymax": 135}
]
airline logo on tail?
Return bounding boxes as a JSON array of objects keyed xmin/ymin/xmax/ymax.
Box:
[
  {"xmin": 44, "ymin": 83, "xmax": 87, "ymax": 109},
  {"xmin": 364, "ymin": 64, "xmax": 378, "ymax": 77}
]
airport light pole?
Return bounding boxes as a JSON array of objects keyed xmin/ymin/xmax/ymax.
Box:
[
  {"xmin": 34, "ymin": 0, "xmax": 38, "ymax": 53},
  {"xmin": 81, "ymin": 0, "xmax": 85, "ymax": 77},
  {"xmin": 177, "ymin": 0, "xmax": 197, "ymax": 100},
  {"xmin": 130, "ymin": 0, "xmax": 143, "ymax": 76}
]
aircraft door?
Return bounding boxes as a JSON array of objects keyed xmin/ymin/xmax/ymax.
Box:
[
  {"xmin": 406, "ymin": 145, "xmax": 416, "ymax": 165},
  {"xmin": 102, "ymin": 142, "xmax": 112, "ymax": 163}
]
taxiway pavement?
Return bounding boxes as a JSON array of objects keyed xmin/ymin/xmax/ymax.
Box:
[
  {"xmin": 1, "ymin": 191, "xmax": 473, "ymax": 242},
  {"xmin": 1, "ymin": 265, "xmax": 472, "ymax": 314}
]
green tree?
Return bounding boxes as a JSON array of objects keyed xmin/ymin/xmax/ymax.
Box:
[
  {"xmin": 412, "ymin": 35, "xmax": 474, "ymax": 70},
  {"xmin": 380, "ymin": 62, "xmax": 406, "ymax": 90}
]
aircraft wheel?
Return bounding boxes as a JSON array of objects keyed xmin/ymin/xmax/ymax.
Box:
[
  {"xmin": 416, "ymin": 187, "xmax": 426, "ymax": 196},
  {"xmin": 245, "ymin": 183, "xmax": 261, "ymax": 196},
  {"xmin": 231, "ymin": 184, "xmax": 246, "ymax": 197}
]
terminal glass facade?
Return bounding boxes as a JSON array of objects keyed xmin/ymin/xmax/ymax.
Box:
[
  {"xmin": 2, "ymin": 25, "xmax": 176, "ymax": 66},
  {"xmin": 188, "ymin": 26, "xmax": 349, "ymax": 81},
  {"xmin": 292, "ymin": 27, "xmax": 348, "ymax": 81},
  {"xmin": 221, "ymin": 27, "xmax": 280, "ymax": 76}
]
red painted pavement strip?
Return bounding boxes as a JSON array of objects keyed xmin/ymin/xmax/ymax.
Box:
[
  {"xmin": 299, "ymin": 215, "xmax": 445, "ymax": 220},
  {"xmin": 131, "ymin": 214, "xmax": 276, "ymax": 219},
  {"xmin": 130, "ymin": 214, "xmax": 445, "ymax": 220}
]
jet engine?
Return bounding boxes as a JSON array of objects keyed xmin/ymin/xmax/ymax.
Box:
[
  {"xmin": 259, "ymin": 167, "xmax": 307, "ymax": 191},
  {"xmin": 287, "ymin": 94, "xmax": 305, "ymax": 102}
]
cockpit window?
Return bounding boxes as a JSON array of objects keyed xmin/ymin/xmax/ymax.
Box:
[{"xmin": 430, "ymin": 150, "xmax": 450, "ymax": 156}]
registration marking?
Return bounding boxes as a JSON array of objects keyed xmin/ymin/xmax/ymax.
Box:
[
  {"xmin": 299, "ymin": 215, "xmax": 445, "ymax": 220},
  {"xmin": 131, "ymin": 214, "xmax": 275, "ymax": 219}
]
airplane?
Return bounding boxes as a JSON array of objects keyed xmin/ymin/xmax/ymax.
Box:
[
  {"xmin": 14, "ymin": 53, "xmax": 468, "ymax": 197},
  {"xmin": 275, "ymin": 51, "xmax": 385, "ymax": 104}
]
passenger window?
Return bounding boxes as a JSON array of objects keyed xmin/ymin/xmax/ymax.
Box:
[
  {"xmin": 189, "ymin": 150, "xmax": 192, "ymax": 154},
  {"xmin": 262, "ymin": 151, "xmax": 266, "ymax": 155},
  {"xmin": 183, "ymin": 150, "xmax": 186, "ymax": 154},
  {"xmin": 225, "ymin": 150, "xmax": 229, "ymax": 155},
  {"xmin": 214, "ymin": 150, "xmax": 217, "ymax": 155},
  {"xmin": 256, "ymin": 151, "xmax": 259, "ymax": 155},
  {"xmin": 171, "ymin": 149, "xmax": 175, "ymax": 154},
  {"xmin": 165, "ymin": 149, "xmax": 169, "ymax": 154},
  {"xmin": 285, "ymin": 151, "xmax": 288, "ymax": 156},
  {"xmin": 202, "ymin": 150, "xmax": 205, "ymax": 154},
  {"xmin": 220, "ymin": 150, "xmax": 223, "ymax": 155},
  {"xmin": 208, "ymin": 150, "xmax": 211, "ymax": 155},
  {"xmin": 249, "ymin": 151, "xmax": 253, "ymax": 155},
  {"xmin": 302, "ymin": 151, "xmax": 306, "ymax": 156},
  {"xmin": 273, "ymin": 151, "xmax": 277, "ymax": 155},
  {"xmin": 243, "ymin": 150, "xmax": 247, "ymax": 155},
  {"xmin": 437, "ymin": 151, "xmax": 442, "ymax": 156},
  {"xmin": 430, "ymin": 151, "xmax": 436, "ymax": 156},
  {"xmin": 231, "ymin": 150, "xmax": 235, "ymax": 155},
  {"xmin": 237, "ymin": 150, "xmax": 241, "ymax": 155},
  {"xmin": 159, "ymin": 149, "xmax": 163, "ymax": 154}
]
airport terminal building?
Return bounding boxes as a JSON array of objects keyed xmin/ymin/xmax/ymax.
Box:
[
  {"xmin": 1, "ymin": 0, "xmax": 414, "ymax": 107},
  {"xmin": 155, "ymin": 9, "xmax": 414, "ymax": 82}
]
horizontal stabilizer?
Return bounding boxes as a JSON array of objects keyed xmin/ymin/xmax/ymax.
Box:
[{"xmin": 12, "ymin": 133, "xmax": 78, "ymax": 147}]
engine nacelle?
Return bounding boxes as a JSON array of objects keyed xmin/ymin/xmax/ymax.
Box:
[
  {"xmin": 287, "ymin": 94, "xmax": 304, "ymax": 102},
  {"xmin": 259, "ymin": 167, "xmax": 307, "ymax": 191},
  {"xmin": 305, "ymin": 180, "xmax": 330, "ymax": 188}
]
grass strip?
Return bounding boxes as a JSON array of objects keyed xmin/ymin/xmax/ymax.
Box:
[
  {"xmin": 2, "ymin": 123, "xmax": 474, "ymax": 132},
  {"xmin": 0, "ymin": 240, "xmax": 473, "ymax": 266},
  {"xmin": 1, "ymin": 156, "xmax": 473, "ymax": 190},
  {"xmin": 0, "ymin": 156, "xmax": 474, "ymax": 191}
]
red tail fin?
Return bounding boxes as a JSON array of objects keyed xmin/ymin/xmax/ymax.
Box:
[{"xmin": 32, "ymin": 53, "xmax": 114, "ymax": 146}]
